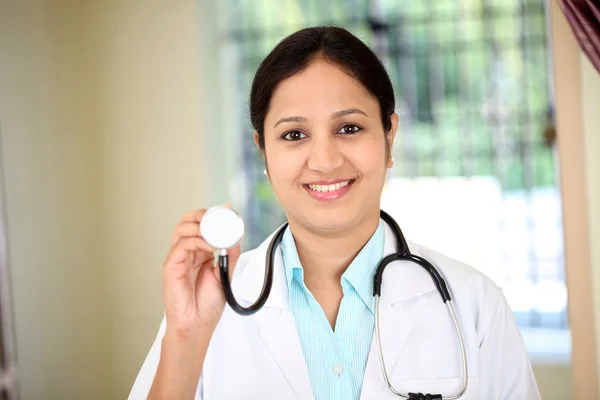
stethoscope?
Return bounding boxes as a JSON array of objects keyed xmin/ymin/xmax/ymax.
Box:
[{"xmin": 200, "ymin": 206, "xmax": 468, "ymax": 400}]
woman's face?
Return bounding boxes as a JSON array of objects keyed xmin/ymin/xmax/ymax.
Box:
[{"xmin": 257, "ymin": 59, "xmax": 398, "ymax": 234}]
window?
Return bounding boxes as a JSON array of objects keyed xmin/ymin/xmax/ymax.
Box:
[{"xmin": 216, "ymin": 0, "xmax": 568, "ymax": 358}]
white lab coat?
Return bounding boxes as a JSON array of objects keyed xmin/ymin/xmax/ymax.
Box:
[{"xmin": 129, "ymin": 222, "xmax": 541, "ymax": 400}]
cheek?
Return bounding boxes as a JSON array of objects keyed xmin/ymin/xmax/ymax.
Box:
[
  {"xmin": 266, "ymin": 147, "xmax": 304, "ymax": 188},
  {"xmin": 351, "ymin": 141, "xmax": 387, "ymax": 176}
]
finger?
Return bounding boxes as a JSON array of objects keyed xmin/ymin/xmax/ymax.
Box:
[
  {"xmin": 179, "ymin": 204, "xmax": 234, "ymax": 223},
  {"xmin": 167, "ymin": 251, "xmax": 215, "ymax": 282},
  {"xmin": 172, "ymin": 206, "xmax": 235, "ymax": 246},
  {"xmin": 165, "ymin": 237, "xmax": 216, "ymax": 268},
  {"xmin": 179, "ymin": 208, "xmax": 208, "ymax": 224},
  {"xmin": 169, "ymin": 221, "xmax": 202, "ymax": 251},
  {"xmin": 172, "ymin": 205, "xmax": 238, "ymax": 250}
]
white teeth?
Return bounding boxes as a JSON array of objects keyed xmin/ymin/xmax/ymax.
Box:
[{"xmin": 307, "ymin": 180, "xmax": 351, "ymax": 192}]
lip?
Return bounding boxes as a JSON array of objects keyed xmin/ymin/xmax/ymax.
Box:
[
  {"xmin": 303, "ymin": 179, "xmax": 355, "ymax": 202},
  {"xmin": 304, "ymin": 178, "xmax": 355, "ymax": 185}
]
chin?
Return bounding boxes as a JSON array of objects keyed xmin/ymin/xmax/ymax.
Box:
[{"xmin": 302, "ymin": 207, "xmax": 357, "ymax": 232}]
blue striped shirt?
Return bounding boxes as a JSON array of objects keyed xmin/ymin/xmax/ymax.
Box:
[{"xmin": 280, "ymin": 221, "xmax": 385, "ymax": 400}]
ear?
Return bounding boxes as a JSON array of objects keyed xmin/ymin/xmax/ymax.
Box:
[
  {"xmin": 387, "ymin": 113, "xmax": 399, "ymax": 168},
  {"xmin": 253, "ymin": 131, "xmax": 265, "ymax": 157}
]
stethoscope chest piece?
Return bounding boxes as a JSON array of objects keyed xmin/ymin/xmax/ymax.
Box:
[{"xmin": 200, "ymin": 206, "xmax": 245, "ymax": 251}]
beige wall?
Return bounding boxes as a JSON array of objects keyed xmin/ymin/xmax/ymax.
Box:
[
  {"xmin": 0, "ymin": 2, "xmax": 108, "ymax": 399},
  {"xmin": 94, "ymin": 1, "xmax": 206, "ymax": 395},
  {"xmin": 534, "ymin": 364, "xmax": 572, "ymax": 400},
  {"xmin": 0, "ymin": 0, "xmax": 206, "ymax": 398}
]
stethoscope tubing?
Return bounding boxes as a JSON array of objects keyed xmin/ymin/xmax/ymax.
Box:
[
  {"xmin": 217, "ymin": 210, "xmax": 468, "ymax": 398},
  {"xmin": 374, "ymin": 295, "xmax": 468, "ymax": 399},
  {"xmin": 217, "ymin": 222, "xmax": 285, "ymax": 315}
]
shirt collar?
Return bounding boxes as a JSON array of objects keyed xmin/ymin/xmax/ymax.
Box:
[
  {"xmin": 280, "ymin": 221, "xmax": 385, "ymax": 313},
  {"xmin": 280, "ymin": 227, "xmax": 303, "ymax": 294}
]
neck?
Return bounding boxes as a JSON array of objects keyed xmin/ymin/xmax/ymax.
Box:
[{"xmin": 287, "ymin": 209, "xmax": 381, "ymax": 287}]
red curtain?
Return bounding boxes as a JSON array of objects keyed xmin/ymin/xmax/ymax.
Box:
[{"xmin": 560, "ymin": 0, "xmax": 600, "ymax": 73}]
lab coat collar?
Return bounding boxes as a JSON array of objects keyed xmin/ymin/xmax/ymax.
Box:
[
  {"xmin": 236, "ymin": 225, "xmax": 290, "ymax": 310},
  {"xmin": 236, "ymin": 219, "xmax": 438, "ymax": 309}
]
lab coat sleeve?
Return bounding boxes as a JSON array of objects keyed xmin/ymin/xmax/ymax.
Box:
[
  {"xmin": 127, "ymin": 316, "xmax": 204, "ymax": 400},
  {"xmin": 477, "ymin": 286, "xmax": 541, "ymax": 400}
]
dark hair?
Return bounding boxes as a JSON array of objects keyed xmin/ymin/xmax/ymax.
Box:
[{"xmin": 250, "ymin": 26, "xmax": 396, "ymax": 150}]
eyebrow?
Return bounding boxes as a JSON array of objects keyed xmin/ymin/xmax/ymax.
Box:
[
  {"xmin": 331, "ymin": 108, "xmax": 368, "ymax": 119},
  {"xmin": 274, "ymin": 116, "xmax": 307, "ymax": 128},
  {"xmin": 273, "ymin": 108, "xmax": 369, "ymax": 128}
]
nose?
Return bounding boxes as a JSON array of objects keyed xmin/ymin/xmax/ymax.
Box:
[{"xmin": 306, "ymin": 134, "xmax": 343, "ymax": 174}]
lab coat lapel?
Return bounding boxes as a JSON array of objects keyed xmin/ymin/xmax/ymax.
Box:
[
  {"xmin": 361, "ymin": 221, "xmax": 431, "ymax": 400},
  {"xmin": 237, "ymin": 231, "xmax": 314, "ymax": 400},
  {"xmin": 259, "ymin": 311, "xmax": 314, "ymax": 400},
  {"xmin": 361, "ymin": 301, "xmax": 413, "ymax": 400}
]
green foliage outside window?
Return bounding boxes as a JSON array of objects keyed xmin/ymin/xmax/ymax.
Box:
[{"xmin": 223, "ymin": 0, "xmax": 555, "ymax": 246}]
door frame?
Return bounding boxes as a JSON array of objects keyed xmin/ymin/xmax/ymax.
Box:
[
  {"xmin": 550, "ymin": 0, "xmax": 599, "ymax": 398},
  {"xmin": 0, "ymin": 122, "xmax": 19, "ymax": 399}
]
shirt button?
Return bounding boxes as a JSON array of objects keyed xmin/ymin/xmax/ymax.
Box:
[{"xmin": 333, "ymin": 363, "xmax": 344, "ymax": 375}]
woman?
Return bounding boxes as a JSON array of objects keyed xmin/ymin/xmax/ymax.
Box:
[{"xmin": 129, "ymin": 26, "xmax": 541, "ymax": 400}]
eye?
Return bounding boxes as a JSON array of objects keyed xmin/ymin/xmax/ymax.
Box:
[
  {"xmin": 337, "ymin": 124, "xmax": 362, "ymax": 135},
  {"xmin": 282, "ymin": 130, "xmax": 307, "ymax": 141}
]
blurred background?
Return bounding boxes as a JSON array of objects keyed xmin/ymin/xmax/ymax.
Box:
[{"xmin": 0, "ymin": 0, "xmax": 598, "ymax": 399}]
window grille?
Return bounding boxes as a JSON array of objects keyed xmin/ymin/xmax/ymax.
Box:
[{"xmin": 216, "ymin": 0, "xmax": 566, "ymax": 334}]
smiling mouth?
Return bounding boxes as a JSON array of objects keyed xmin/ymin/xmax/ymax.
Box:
[{"xmin": 303, "ymin": 179, "xmax": 355, "ymax": 192}]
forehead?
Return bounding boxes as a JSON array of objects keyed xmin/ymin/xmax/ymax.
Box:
[{"xmin": 266, "ymin": 59, "xmax": 379, "ymax": 123}]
